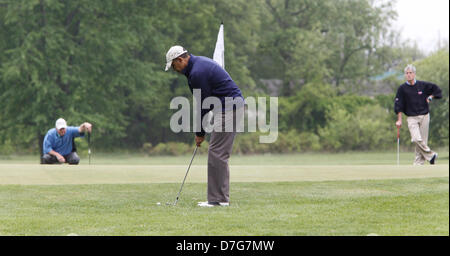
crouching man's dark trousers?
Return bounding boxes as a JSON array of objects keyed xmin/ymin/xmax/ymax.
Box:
[{"xmin": 41, "ymin": 152, "xmax": 80, "ymax": 165}]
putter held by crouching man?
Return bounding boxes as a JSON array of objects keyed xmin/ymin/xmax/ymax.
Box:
[{"xmin": 41, "ymin": 118, "xmax": 92, "ymax": 165}]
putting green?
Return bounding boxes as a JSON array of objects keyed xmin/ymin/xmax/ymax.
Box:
[{"xmin": 0, "ymin": 164, "xmax": 447, "ymax": 185}]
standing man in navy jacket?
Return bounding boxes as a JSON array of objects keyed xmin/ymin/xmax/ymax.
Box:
[
  {"xmin": 165, "ymin": 45, "xmax": 244, "ymax": 207},
  {"xmin": 394, "ymin": 64, "xmax": 442, "ymax": 165}
]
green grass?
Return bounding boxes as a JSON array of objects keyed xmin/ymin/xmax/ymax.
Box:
[
  {"xmin": 0, "ymin": 151, "xmax": 448, "ymax": 236},
  {"xmin": 2, "ymin": 149, "xmax": 448, "ymax": 165},
  {"xmin": 0, "ymin": 179, "xmax": 447, "ymax": 236}
]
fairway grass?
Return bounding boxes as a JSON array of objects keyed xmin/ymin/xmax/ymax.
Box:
[
  {"xmin": 0, "ymin": 152, "xmax": 448, "ymax": 236},
  {"xmin": 0, "ymin": 178, "xmax": 448, "ymax": 236},
  {"xmin": 2, "ymin": 150, "xmax": 448, "ymax": 166},
  {"xmin": 0, "ymin": 164, "xmax": 448, "ymax": 185}
]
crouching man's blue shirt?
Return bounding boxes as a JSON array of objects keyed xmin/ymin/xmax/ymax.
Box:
[{"xmin": 43, "ymin": 127, "xmax": 84, "ymax": 156}]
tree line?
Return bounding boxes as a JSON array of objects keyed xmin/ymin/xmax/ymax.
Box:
[{"xmin": 0, "ymin": 0, "xmax": 448, "ymax": 155}]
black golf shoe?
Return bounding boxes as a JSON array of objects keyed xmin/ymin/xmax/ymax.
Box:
[{"xmin": 430, "ymin": 153, "xmax": 438, "ymax": 165}]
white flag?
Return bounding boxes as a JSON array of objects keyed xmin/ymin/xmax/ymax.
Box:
[
  {"xmin": 213, "ymin": 23, "xmax": 225, "ymax": 69},
  {"xmin": 205, "ymin": 23, "xmax": 225, "ymax": 127}
]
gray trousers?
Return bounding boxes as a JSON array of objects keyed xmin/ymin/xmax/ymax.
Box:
[
  {"xmin": 42, "ymin": 152, "xmax": 80, "ymax": 165},
  {"xmin": 207, "ymin": 109, "xmax": 242, "ymax": 203}
]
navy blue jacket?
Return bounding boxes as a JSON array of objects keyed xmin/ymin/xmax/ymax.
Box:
[
  {"xmin": 182, "ymin": 54, "xmax": 243, "ymax": 136},
  {"xmin": 394, "ymin": 80, "xmax": 442, "ymax": 116}
]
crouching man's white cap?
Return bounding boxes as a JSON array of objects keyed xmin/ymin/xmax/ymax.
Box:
[
  {"xmin": 55, "ymin": 118, "xmax": 67, "ymax": 130},
  {"xmin": 165, "ymin": 45, "xmax": 188, "ymax": 71}
]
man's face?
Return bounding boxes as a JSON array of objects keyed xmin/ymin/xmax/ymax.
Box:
[
  {"xmin": 57, "ymin": 128, "xmax": 66, "ymax": 137},
  {"xmin": 171, "ymin": 57, "xmax": 187, "ymax": 73},
  {"xmin": 405, "ymin": 69, "xmax": 416, "ymax": 82}
]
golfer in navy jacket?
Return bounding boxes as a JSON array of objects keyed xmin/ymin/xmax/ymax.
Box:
[
  {"xmin": 394, "ymin": 64, "xmax": 442, "ymax": 165},
  {"xmin": 165, "ymin": 45, "xmax": 244, "ymax": 207}
]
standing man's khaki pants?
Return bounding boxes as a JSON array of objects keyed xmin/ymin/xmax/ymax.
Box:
[
  {"xmin": 406, "ymin": 113, "xmax": 435, "ymax": 165},
  {"xmin": 207, "ymin": 109, "xmax": 241, "ymax": 203}
]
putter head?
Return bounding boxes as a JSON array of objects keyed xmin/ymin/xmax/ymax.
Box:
[{"xmin": 166, "ymin": 197, "xmax": 179, "ymax": 206}]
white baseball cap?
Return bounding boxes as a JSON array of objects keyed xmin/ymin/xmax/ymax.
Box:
[
  {"xmin": 165, "ymin": 45, "xmax": 188, "ymax": 71},
  {"xmin": 55, "ymin": 118, "xmax": 67, "ymax": 130}
]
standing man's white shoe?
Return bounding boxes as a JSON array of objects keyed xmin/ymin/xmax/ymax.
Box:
[{"xmin": 197, "ymin": 201, "xmax": 229, "ymax": 207}]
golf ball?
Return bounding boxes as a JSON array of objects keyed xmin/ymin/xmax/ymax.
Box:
[{"xmin": 156, "ymin": 202, "xmax": 161, "ymax": 205}]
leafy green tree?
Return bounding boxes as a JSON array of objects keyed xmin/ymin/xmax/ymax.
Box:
[
  {"xmin": 0, "ymin": 0, "xmax": 444, "ymax": 155},
  {"xmin": 255, "ymin": 0, "xmax": 331, "ymax": 95},
  {"xmin": 0, "ymin": 0, "xmax": 166, "ymax": 154},
  {"xmin": 323, "ymin": 0, "xmax": 396, "ymax": 91}
]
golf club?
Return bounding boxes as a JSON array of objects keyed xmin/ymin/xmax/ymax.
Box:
[
  {"xmin": 166, "ymin": 145, "xmax": 199, "ymax": 206},
  {"xmin": 397, "ymin": 126, "xmax": 400, "ymax": 166}
]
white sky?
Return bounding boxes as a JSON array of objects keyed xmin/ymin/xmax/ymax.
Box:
[{"xmin": 393, "ymin": 0, "xmax": 449, "ymax": 54}]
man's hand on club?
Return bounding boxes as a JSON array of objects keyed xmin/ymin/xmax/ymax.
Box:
[
  {"xmin": 395, "ymin": 120, "xmax": 402, "ymax": 128},
  {"xmin": 82, "ymin": 122, "xmax": 92, "ymax": 133},
  {"xmin": 195, "ymin": 135, "xmax": 205, "ymax": 147}
]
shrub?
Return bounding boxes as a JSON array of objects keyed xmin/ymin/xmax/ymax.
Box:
[
  {"xmin": 143, "ymin": 142, "xmax": 190, "ymax": 156},
  {"xmin": 0, "ymin": 139, "xmax": 14, "ymax": 155},
  {"xmin": 298, "ymin": 132, "xmax": 321, "ymax": 151},
  {"xmin": 319, "ymin": 104, "xmax": 393, "ymax": 151}
]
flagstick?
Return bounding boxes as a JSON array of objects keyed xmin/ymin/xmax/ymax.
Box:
[
  {"xmin": 88, "ymin": 132, "xmax": 91, "ymax": 165},
  {"xmin": 397, "ymin": 126, "xmax": 400, "ymax": 166}
]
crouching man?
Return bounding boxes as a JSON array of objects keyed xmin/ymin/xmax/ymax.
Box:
[{"xmin": 41, "ymin": 118, "xmax": 92, "ymax": 165}]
